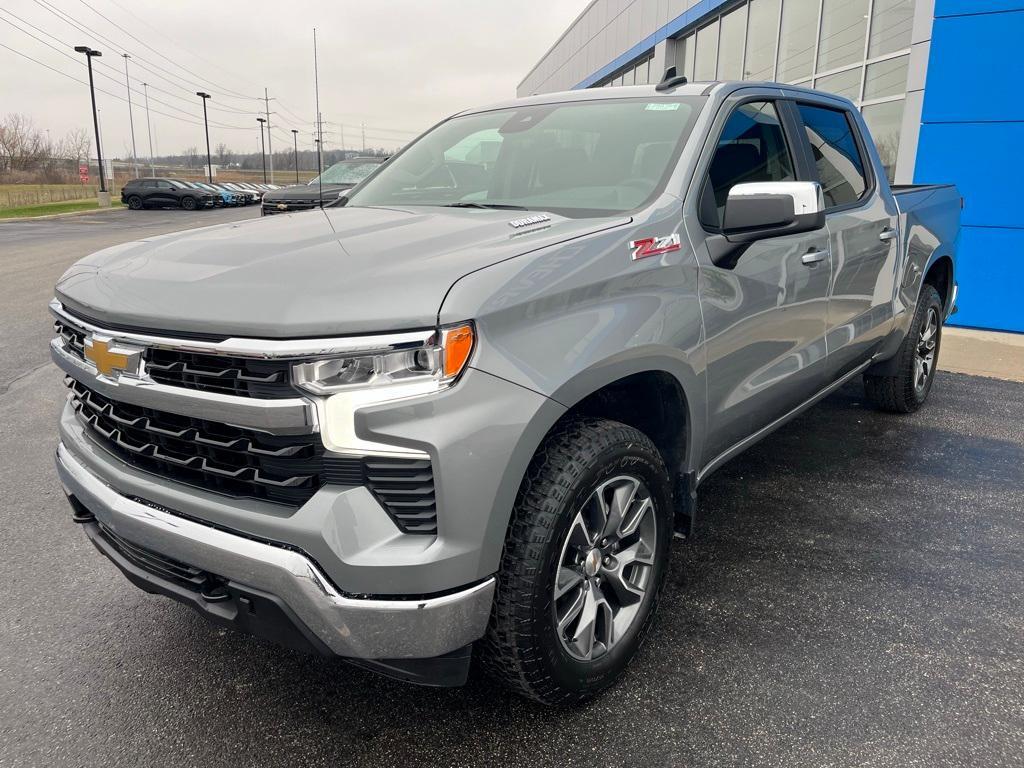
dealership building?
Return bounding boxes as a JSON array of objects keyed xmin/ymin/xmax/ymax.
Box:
[{"xmin": 520, "ymin": 0, "xmax": 1022, "ymax": 333}]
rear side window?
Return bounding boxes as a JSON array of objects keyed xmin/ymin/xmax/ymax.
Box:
[
  {"xmin": 700, "ymin": 101, "xmax": 795, "ymax": 229},
  {"xmin": 796, "ymin": 104, "xmax": 868, "ymax": 208}
]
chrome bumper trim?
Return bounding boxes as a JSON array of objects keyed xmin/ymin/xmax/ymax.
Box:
[
  {"xmin": 57, "ymin": 443, "xmax": 494, "ymax": 659},
  {"xmin": 51, "ymin": 338, "xmax": 316, "ymax": 435}
]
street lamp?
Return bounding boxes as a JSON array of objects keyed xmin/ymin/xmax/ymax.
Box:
[
  {"xmin": 196, "ymin": 92, "xmax": 213, "ymax": 182},
  {"xmin": 256, "ymin": 117, "xmax": 267, "ymax": 183},
  {"xmin": 291, "ymin": 129, "xmax": 299, "ymax": 183},
  {"xmin": 73, "ymin": 46, "xmax": 106, "ymax": 195},
  {"xmin": 123, "ymin": 54, "xmax": 139, "ymax": 178}
]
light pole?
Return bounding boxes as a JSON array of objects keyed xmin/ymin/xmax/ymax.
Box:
[
  {"xmin": 313, "ymin": 136, "xmax": 322, "ymax": 177},
  {"xmin": 196, "ymin": 92, "xmax": 213, "ymax": 182},
  {"xmin": 291, "ymin": 129, "xmax": 299, "ymax": 183},
  {"xmin": 122, "ymin": 53, "xmax": 139, "ymax": 178},
  {"xmin": 74, "ymin": 45, "xmax": 106, "ymax": 196},
  {"xmin": 264, "ymin": 88, "xmax": 274, "ymax": 184},
  {"xmin": 142, "ymin": 82, "xmax": 155, "ymax": 175},
  {"xmin": 256, "ymin": 117, "xmax": 267, "ymax": 183}
]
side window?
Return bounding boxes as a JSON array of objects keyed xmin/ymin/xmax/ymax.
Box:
[
  {"xmin": 700, "ymin": 101, "xmax": 795, "ymax": 229},
  {"xmin": 796, "ymin": 104, "xmax": 868, "ymax": 208},
  {"xmin": 157, "ymin": 181, "xmax": 174, "ymax": 190}
]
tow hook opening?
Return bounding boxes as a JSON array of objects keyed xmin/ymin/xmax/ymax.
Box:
[{"xmin": 67, "ymin": 494, "xmax": 95, "ymax": 524}]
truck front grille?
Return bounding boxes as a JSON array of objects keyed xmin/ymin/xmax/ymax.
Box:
[
  {"xmin": 69, "ymin": 378, "xmax": 323, "ymax": 506},
  {"xmin": 67, "ymin": 379, "xmax": 438, "ymax": 532},
  {"xmin": 144, "ymin": 348, "xmax": 299, "ymax": 399},
  {"xmin": 54, "ymin": 317, "xmax": 300, "ymax": 399}
]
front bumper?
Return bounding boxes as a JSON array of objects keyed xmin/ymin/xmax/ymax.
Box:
[{"xmin": 56, "ymin": 442, "xmax": 494, "ymax": 667}]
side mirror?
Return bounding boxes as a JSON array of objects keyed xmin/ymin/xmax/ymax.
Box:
[{"xmin": 722, "ymin": 181, "xmax": 825, "ymax": 243}]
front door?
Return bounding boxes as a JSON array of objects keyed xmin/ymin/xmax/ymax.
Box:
[{"xmin": 685, "ymin": 99, "xmax": 833, "ymax": 466}]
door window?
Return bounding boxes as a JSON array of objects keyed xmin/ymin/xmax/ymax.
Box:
[
  {"xmin": 796, "ymin": 104, "xmax": 868, "ymax": 208},
  {"xmin": 700, "ymin": 101, "xmax": 796, "ymax": 229}
]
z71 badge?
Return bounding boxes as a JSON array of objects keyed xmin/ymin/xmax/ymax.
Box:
[{"xmin": 629, "ymin": 234, "xmax": 681, "ymax": 260}]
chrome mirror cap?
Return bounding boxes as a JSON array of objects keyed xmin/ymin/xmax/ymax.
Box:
[{"xmin": 727, "ymin": 181, "xmax": 825, "ymax": 216}]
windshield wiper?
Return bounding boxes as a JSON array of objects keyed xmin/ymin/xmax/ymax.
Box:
[{"xmin": 442, "ymin": 202, "xmax": 528, "ymax": 210}]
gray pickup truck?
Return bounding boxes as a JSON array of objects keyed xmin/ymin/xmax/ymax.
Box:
[{"xmin": 51, "ymin": 77, "xmax": 960, "ymax": 705}]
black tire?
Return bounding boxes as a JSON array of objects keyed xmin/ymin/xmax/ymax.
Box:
[
  {"xmin": 180, "ymin": 196, "xmax": 197, "ymax": 211},
  {"xmin": 481, "ymin": 417, "xmax": 673, "ymax": 705},
  {"xmin": 127, "ymin": 195, "xmax": 144, "ymax": 210},
  {"xmin": 864, "ymin": 284, "xmax": 943, "ymax": 413}
]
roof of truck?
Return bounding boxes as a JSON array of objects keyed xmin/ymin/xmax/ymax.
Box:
[{"xmin": 459, "ymin": 80, "xmax": 855, "ymax": 117}]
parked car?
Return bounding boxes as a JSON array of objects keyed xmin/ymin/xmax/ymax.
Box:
[
  {"xmin": 261, "ymin": 157, "xmax": 386, "ymax": 214},
  {"xmin": 52, "ymin": 79, "xmax": 959, "ymax": 704},
  {"xmin": 120, "ymin": 178, "xmax": 217, "ymax": 211},
  {"xmin": 221, "ymin": 183, "xmax": 260, "ymax": 205}
]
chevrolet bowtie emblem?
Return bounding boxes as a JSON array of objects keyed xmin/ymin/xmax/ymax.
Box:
[
  {"xmin": 277, "ymin": 203, "xmax": 288, "ymax": 210},
  {"xmin": 84, "ymin": 337, "xmax": 136, "ymax": 377}
]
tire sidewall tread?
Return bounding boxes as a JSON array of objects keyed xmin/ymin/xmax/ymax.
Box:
[{"xmin": 481, "ymin": 417, "xmax": 673, "ymax": 705}]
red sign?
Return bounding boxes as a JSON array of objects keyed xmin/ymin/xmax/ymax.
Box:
[{"xmin": 79, "ymin": 165, "xmax": 89, "ymax": 183}]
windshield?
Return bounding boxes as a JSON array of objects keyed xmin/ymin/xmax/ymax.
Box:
[
  {"xmin": 345, "ymin": 97, "xmax": 704, "ymax": 217},
  {"xmin": 311, "ymin": 161, "xmax": 382, "ymax": 186}
]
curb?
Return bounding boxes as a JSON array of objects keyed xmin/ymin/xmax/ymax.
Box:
[{"xmin": 0, "ymin": 205, "xmax": 125, "ymax": 223}]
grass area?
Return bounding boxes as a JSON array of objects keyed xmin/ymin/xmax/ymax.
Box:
[{"xmin": 0, "ymin": 198, "xmax": 124, "ymax": 219}]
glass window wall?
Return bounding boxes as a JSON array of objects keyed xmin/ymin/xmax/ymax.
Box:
[
  {"xmin": 777, "ymin": 0, "xmax": 819, "ymax": 82},
  {"xmin": 717, "ymin": 6, "xmax": 747, "ymax": 80},
  {"xmin": 694, "ymin": 21, "xmax": 720, "ymax": 81},
  {"xmin": 744, "ymin": 0, "xmax": 780, "ymax": 80}
]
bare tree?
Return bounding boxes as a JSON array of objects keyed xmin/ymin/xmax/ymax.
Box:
[
  {"xmin": 0, "ymin": 113, "xmax": 48, "ymax": 172},
  {"xmin": 215, "ymin": 142, "xmax": 233, "ymax": 166},
  {"xmin": 184, "ymin": 146, "xmax": 199, "ymax": 169}
]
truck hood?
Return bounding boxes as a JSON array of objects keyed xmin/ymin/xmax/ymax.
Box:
[
  {"xmin": 56, "ymin": 206, "xmax": 629, "ymax": 337},
  {"xmin": 262, "ymin": 184, "xmax": 350, "ymax": 202}
]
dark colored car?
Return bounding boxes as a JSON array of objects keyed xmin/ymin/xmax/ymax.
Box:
[
  {"xmin": 261, "ymin": 157, "xmax": 386, "ymax": 215},
  {"xmin": 121, "ymin": 178, "xmax": 217, "ymax": 211}
]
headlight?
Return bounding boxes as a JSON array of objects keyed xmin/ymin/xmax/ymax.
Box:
[{"xmin": 291, "ymin": 323, "xmax": 474, "ymax": 397}]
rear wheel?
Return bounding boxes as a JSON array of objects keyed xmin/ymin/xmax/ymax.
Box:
[
  {"xmin": 864, "ymin": 284, "xmax": 943, "ymax": 413},
  {"xmin": 180, "ymin": 196, "xmax": 197, "ymax": 211},
  {"xmin": 481, "ymin": 417, "xmax": 673, "ymax": 705},
  {"xmin": 127, "ymin": 195, "xmax": 144, "ymax": 210}
]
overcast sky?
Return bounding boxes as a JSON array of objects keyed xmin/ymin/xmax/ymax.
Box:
[{"xmin": 0, "ymin": 0, "xmax": 586, "ymax": 159}]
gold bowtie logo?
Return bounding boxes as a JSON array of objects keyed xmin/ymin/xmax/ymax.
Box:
[{"xmin": 84, "ymin": 338, "xmax": 131, "ymax": 376}]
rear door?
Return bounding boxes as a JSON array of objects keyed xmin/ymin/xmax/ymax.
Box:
[
  {"xmin": 792, "ymin": 102, "xmax": 898, "ymax": 377},
  {"xmin": 685, "ymin": 95, "xmax": 833, "ymax": 466}
]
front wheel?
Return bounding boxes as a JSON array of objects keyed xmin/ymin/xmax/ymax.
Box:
[
  {"xmin": 864, "ymin": 284, "xmax": 943, "ymax": 413},
  {"xmin": 180, "ymin": 196, "xmax": 197, "ymax": 211},
  {"xmin": 481, "ymin": 418, "xmax": 673, "ymax": 705}
]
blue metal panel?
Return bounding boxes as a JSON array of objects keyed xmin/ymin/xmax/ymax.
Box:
[
  {"xmin": 916, "ymin": 122, "xmax": 1024, "ymax": 229},
  {"xmin": 935, "ymin": 0, "xmax": 1024, "ymax": 16},
  {"xmin": 916, "ymin": 2, "xmax": 1024, "ymax": 332},
  {"xmin": 922, "ymin": 10, "xmax": 1024, "ymax": 122},
  {"xmin": 947, "ymin": 227, "xmax": 1024, "ymax": 333}
]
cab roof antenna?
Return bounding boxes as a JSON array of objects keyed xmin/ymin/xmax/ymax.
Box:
[{"xmin": 655, "ymin": 66, "xmax": 689, "ymax": 92}]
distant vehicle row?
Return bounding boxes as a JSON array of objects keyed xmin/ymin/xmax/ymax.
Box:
[
  {"xmin": 261, "ymin": 157, "xmax": 386, "ymax": 214},
  {"xmin": 120, "ymin": 178, "xmax": 283, "ymax": 211}
]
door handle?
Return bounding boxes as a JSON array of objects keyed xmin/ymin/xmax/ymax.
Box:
[
  {"xmin": 801, "ymin": 249, "xmax": 827, "ymax": 266},
  {"xmin": 879, "ymin": 227, "xmax": 898, "ymax": 242}
]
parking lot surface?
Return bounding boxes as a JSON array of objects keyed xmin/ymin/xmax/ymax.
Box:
[{"xmin": 1, "ymin": 210, "xmax": 1021, "ymax": 767}]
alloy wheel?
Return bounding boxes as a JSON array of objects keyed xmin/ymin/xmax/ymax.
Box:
[
  {"xmin": 915, "ymin": 306, "xmax": 939, "ymax": 394},
  {"xmin": 553, "ymin": 475, "xmax": 657, "ymax": 661}
]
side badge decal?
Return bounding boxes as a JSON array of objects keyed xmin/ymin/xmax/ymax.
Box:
[{"xmin": 629, "ymin": 234, "xmax": 681, "ymax": 261}]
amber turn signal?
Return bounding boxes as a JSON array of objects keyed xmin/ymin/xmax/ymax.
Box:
[{"xmin": 442, "ymin": 324, "xmax": 474, "ymax": 378}]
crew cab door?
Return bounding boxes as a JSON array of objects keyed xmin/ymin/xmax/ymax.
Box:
[
  {"xmin": 792, "ymin": 102, "xmax": 899, "ymax": 377},
  {"xmin": 684, "ymin": 97, "xmax": 832, "ymax": 466}
]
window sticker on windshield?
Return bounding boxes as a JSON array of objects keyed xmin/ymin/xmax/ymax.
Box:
[{"xmin": 645, "ymin": 103, "xmax": 680, "ymax": 111}]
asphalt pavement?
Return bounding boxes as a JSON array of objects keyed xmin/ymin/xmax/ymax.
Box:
[{"xmin": 0, "ymin": 209, "xmax": 1021, "ymax": 767}]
